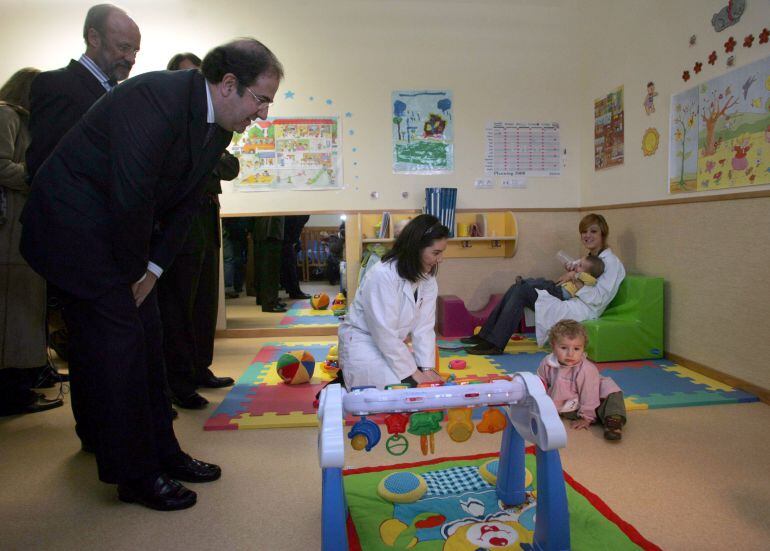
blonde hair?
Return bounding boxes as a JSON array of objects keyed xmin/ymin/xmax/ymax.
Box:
[
  {"xmin": 0, "ymin": 67, "xmax": 40, "ymax": 113},
  {"xmin": 579, "ymin": 213, "xmax": 609, "ymax": 243},
  {"xmin": 548, "ymin": 319, "xmax": 588, "ymax": 347}
]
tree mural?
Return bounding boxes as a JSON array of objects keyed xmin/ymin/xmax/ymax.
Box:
[
  {"xmin": 673, "ymin": 100, "xmax": 697, "ymax": 189},
  {"xmin": 701, "ymin": 86, "xmax": 738, "ymax": 156}
]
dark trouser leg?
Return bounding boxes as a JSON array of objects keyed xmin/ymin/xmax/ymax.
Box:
[
  {"xmin": 232, "ymin": 238, "xmax": 246, "ymax": 293},
  {"xmin": 0, "ymin": 368, "xmax": 37, "ymax": 413},
  {"xmin": 48, "ymin": 287, "xmax": 95, "ymax": 447},
  {"xmin": 158, "ymin": 252, "xmax": 202, "ymax": 399},
  {"xmin": 63, "ymin": 287, "xmax": 181, "ymax": 484},
  {"xmin": 280, "ymin": 239, "xmax": 301, "ymax": 295},
  {"xmin": 254, "ymin": 238, "xmax": 282, "ymax": 308},
  {"xmin": 192, "ymin": 208, "xmax": 220, "ymax": 379},
  {"xmin": 597, "ymin": 392, "xmax": 627, "ymax": 425},
  {"xmin": 479, "ymin": 278, "xmax": 563, "ymax": 350}
]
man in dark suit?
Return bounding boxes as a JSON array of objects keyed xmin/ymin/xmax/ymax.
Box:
[
  {"xmin": 25, "ymin": 4, "xmax": 141, "ymax": 446},
  {"xmin": 26, "ymin": 4, "xmax": 141, "ymax": 179},
  {"xmin": 20, "ymin": 39, "xmax": 283, "ymax": 511},
  {"xmin": 159, "ymin": 53, "xmax": 237, "ymax": 410}
]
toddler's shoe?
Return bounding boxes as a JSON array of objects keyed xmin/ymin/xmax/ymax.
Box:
[{"xmin": 603, "ymin": 415, "xmax": 623, "ymax": 441}]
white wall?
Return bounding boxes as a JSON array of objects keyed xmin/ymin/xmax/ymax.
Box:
[
  {"xmin": 1, "ymin": 0, "xmax": 586, "ymax": 214},
  {"xmin": 579, "ymin": 0, "xmax": 770, "ymax": 204}
]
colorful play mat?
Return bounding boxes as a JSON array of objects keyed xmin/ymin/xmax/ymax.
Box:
[
  {"xmin": 343, "ymin": 450, "xmax": 661, "ymax": 550},
  {"xmin": 278, "ymin": 299, "xmax": 341, "ymax": 328},
  {"xmin": 204, "ymin": 337, "xmax": 758, "ymax": 431}
]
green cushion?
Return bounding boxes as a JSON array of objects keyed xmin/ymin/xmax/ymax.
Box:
[{"xmin": 583, "ymin": 275, "xmax": 664, "ymax": 362}]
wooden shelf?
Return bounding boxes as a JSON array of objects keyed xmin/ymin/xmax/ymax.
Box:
[{"xmin": 346, "ymin": 210, "xmax": 519, "ymax": 298}]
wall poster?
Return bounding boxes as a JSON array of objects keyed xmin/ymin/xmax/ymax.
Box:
[
  {"xmin": 594, "ymin": 86, "xmax": 625, "ymax": 170},
  {"xmin": 392, "ymin": 90, "xmax": 453, "ymax": 174},
  {"xmin": 669, "ymin": 54, "xmax": 770, "ymax": 193},
  {"xmin": 484, "ymin": 122, "xmax": 561, "ymax": 177},
  {"xmin": 229, "ymin": 117, "xmax": 342, "ymax": 191}
]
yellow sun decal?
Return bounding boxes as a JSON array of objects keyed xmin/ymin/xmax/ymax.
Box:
[{"xmin": 642, "ymin": 128, "xmax": 660, "ymax": 157}]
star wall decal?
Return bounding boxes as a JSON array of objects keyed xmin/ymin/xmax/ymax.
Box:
[
  {"xmin": 708, "ymin": 51, "xmax": 718, "ymax": 65},
  {"xmin": 724, "ymin": 36, "xmax": 736, "ymax": 52},
  {"xmin": 743, "ymin": 34, "xmax": 754, "ymax": 48},
  {"xmin": 682, "ymin": 70, "xmax": 690, "ymax": 82},
  {"xmin": 284, "ymin": 90, "xmax": 295, "ymax": 99},
  {"xmin": 760, "ymin": 28, "xmax": 769, "ymax": 44},
  {"xmin": 694, "ymin": 61, "xmax": 703, "ymax": 74}
]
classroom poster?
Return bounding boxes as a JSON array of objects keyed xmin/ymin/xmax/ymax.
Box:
[
  {"xmin": 484, "ymin": 122, "xmax": 561, "ymax": 176},
  {"xmin": 594, "ymin": 86, "xmax": 624, "ymax": 170},
  {"xmin": 668, "ymin": 54, "xmax": 770, "ymax": 193},
  {"xmin": 392, "ymin": 90, "xmax": 454, "ymax": 173},
  {"xmin": 229, "ymin": 117, "xmax": 342, "ymax": 191}
]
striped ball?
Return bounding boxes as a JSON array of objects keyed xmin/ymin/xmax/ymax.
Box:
[
  {"xmin": 276, "ymin": 350, "xmax": 315, "ymax": 384},
  {"xmin": 311, "ymin": 293, "xmax": 330, "ymax": 310}
]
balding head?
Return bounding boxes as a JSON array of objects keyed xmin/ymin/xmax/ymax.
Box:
[{"xmin": 83, "ymin": 4, "xmax": 141, "ymax": 82}]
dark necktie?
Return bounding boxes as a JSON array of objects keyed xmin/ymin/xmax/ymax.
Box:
[{"xmin": 203, "ymin": 123, "xmax": 218, "ymax": 147}]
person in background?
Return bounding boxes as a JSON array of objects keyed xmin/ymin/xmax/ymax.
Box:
[
  {"xmin": 24, "ymin": 3, "xmax": 141, "ymax": 441},
  {"xmin": 338, "ymin": 214, "xmax": 448, "ymax": 389},
  {"xmin": 463, "ymin": 213, "xmax": 625, "ymax": 355},
  {"xmin": 537, "ymin": 320, "xmax": 626, "ymax": 441},
  {"xmin": 223, "ymin": 217, "xmax": 250, "ymax": 298},
  {"xmin": 252, "ymin": 216, "xmax": 286, "ymax": 312},
  {"xmin": 280, "ymin": 215, "xmax": 311, "ymax": 299},
  {"xmin": 158, "ymin": 52, "xmax": 239, "ymax": 411},
  {"xmin": 0, "ymin": 68, "xmax": 63, "ymax": 416}
]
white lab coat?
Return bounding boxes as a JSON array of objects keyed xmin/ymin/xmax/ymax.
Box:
[
  {"xmin": 339, "ymin": 260, "xmax": 437, "ymax": 389},
  {"xmin": 534, "ymin": 248, "xmax": 626, "ymax": 346}
]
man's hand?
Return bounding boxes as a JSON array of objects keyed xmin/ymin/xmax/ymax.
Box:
[
  {"xmin": 571, "ymin": 418, "xmax": 592, "ymax": 430},
  {"xmin": 131, "ymin": 271, "xmax": 158, "ymax": 307}
]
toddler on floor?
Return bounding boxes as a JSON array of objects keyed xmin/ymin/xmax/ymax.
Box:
[{"xmin": 537, "ymin": 319, "xmax": 626, "ymax": 440}]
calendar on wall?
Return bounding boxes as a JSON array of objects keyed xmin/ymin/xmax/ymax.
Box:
[{"xmin": 484, "ymin": 122, "xmax": 561, "ymax": 177}]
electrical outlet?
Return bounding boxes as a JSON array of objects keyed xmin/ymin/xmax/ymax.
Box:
[{"xmin": 475, "ymin": 178, "xmax": 494, "ymax": 188}]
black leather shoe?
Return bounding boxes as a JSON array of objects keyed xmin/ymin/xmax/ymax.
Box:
[
  {"xmin": 197, "ymin": 370, "xmax": 234, "ymax": 389},
  {"xmin": 164, "ymin": 453, "xmax": 222, "ymax": 483},
  {"xmin": 32, "ymin": 365, "xmax": 70, "ymax": 388},
  {"xmin": 460, "ymin": 335, "xmax": 485, "ymax": 345},
  {"xmin": 225, "ymin": 290, "xmax": 240, "ymax": 299},
  {"xmin": 288, "ymin": 292, "xmax": 311, "ymax": 299},
  {"xmin": 0, "ymin": 393, "xmax": 64, "ymax": 416},
  {"xmin": 171, "ymin": 392, "xmax": 209, "ymax": 410},
  {"xmin": 262, "ymin": 303, "xmax": 287, "ymax": 313},
  {"xmin": 466, "ymin": 344, "xmax": 504, "ymax": 355},
  {"xmin": 171, "ymin": 407, "xmax": 178, "ymax": 420},
  {"xmin": 118, "ymin": 474, "xmax": 197, "ymax": 511}
]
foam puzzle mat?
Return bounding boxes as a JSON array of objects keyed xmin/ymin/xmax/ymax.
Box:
[
  {"xmin": 204, "ymin": 337, "xmax": 758, "ymax": 430},
  {"xmin": 278, "ymin": 299, "xmax": 340, "ymax": 328},
  {"xmin": 343, "ymin": 450, "xmax": 661, "ymax": 550}
]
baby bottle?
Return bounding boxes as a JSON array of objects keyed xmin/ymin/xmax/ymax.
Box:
[{"xmin": 556, "ymin": 250, "xmax": 578, "ymax": 270}]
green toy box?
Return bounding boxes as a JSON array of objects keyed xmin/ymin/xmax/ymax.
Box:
[{"xmin": 583, "ymin": 275, "xmax": 664, "ymax": 362}]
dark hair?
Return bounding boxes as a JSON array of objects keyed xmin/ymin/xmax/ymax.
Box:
[
  {"xmin": 382, "ymin": 214, "xmax": 449, "ymax": 282},
  {"xmin": 83, "ymin": 4, "xmax": 123, "ymax": 43},
  {"xmin": 583, "ymin": 255, "xmax": 605, "ymax": 278},
  {"xmin": 167, "ymin": 52, "xmax": 202, "ymax": 71},
  {"xmin": 0, "ymin": 67, "xmax": 41, "ymax": 113},
  {"xmin": 201, "ymin": 38, "xmax": 284, "ymax": 92}
]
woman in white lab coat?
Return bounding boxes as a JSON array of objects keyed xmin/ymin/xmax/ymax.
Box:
[
  {"xmin": 339, "ymin": 214, "xmax": 449, "ymax": 389},
  {"xmin": 463, "ymin": 213, "xmax": 625, "ymax": 354}
]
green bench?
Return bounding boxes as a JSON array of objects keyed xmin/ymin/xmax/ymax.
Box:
[{"xmin": 583, "ymin": 275, "xmax": 664, "ymax": 362}]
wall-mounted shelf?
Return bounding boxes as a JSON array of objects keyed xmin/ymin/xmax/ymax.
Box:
[{"xmin": 346, "ymin": 210, "xmax": 518, "ymax": 298}]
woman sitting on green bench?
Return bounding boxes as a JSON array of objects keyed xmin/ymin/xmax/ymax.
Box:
[{"xmin": 463, "ymin": 213, "xmax": 626, "ymax": 354}]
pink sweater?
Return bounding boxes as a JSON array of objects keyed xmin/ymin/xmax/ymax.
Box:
[{"xmin": 536, "ymin": 354, "xmax": 621, "ymax": 422}]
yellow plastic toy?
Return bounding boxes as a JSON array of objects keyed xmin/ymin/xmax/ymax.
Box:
[
  {"xmin": 331, "ymin": 292, "xmax": 346, "ymax": 315},
  {"xmin": 446, "ymin": 408, "xmax": 474, "ymax": 442}
]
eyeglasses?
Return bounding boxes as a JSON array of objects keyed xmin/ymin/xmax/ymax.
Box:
[{"xmin": 245, "ymin": 86, "xmax": 273, "ymax": 109}]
